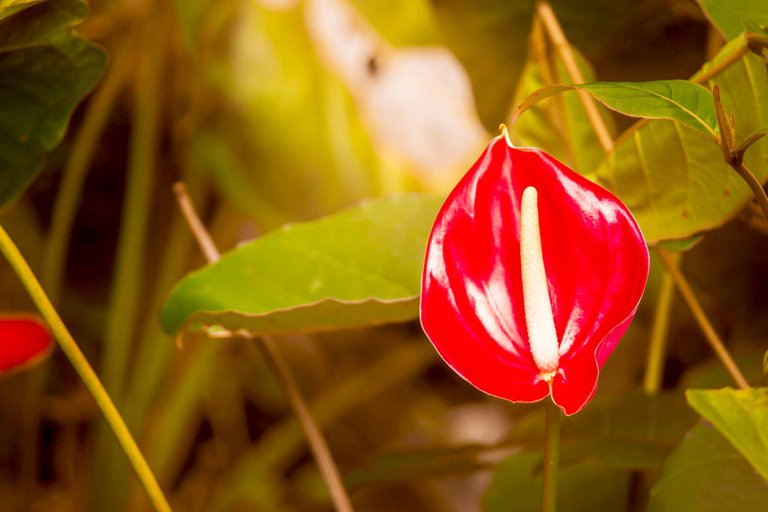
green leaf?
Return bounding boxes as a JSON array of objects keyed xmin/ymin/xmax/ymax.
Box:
[
  {"xmin": 484, "ymin": 452, "xmax": 630, "ymax": 512},
  {"xmin": 597, "ymin": 120, "xmax": 736, "ymax": 242},
  {"xmin": 161, "ymin": 194, "xmax": 443, "ymax": 334},
  {"xmin": 648, "ymin": 423, "xmax": 768, "ymax": 512},
  {"xmin": 595, "ymin": 46, "xmax": 768, "ymax": 242},
  {"xmin": 0, "ymin": 0, "xmax": 105, "ymax": 208},
  {"xmin": 697, "ymin": 0, "xmax": 768, "ymax": 40},
  {"xmin": 513, "ymin": 80, "xmax": 718, "ymax": 140},
  {"xmin": 687, "ymin": 387, "xmax": 768, "ymax": 480}
]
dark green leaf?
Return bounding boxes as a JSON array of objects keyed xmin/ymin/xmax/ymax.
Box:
[
  {"xmin": 687, "ymin": 387, "xmax": 768, "ymax": 480},
  {"xmin": 697, "ymin": 0, "xmax": 768, "ymax": 40},
  {"xmin": 161, "ymin": 194, "xmax": 443, "ymax": 334},
  {"xmin": 513, "ymin": 80, "xmax": 718, "ymax": 140},
  {"xmin": 648, "ymin": 423, "xmax": 768, "ymax": 512},
  {"xmin": 0, "ymin": 0, "xmax": 105, "ymax": 207}
]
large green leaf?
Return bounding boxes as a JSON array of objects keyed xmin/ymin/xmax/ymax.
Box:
[
  {"xmin": 687, "ymin": 387, "xmax": 768, "ymax": 480},
  {"xmin": 597, "ymin": 120, "xmax": 737, "ymax": 242},
  {"xmin": 161, "ymin": 194, "xmax": 442, "ymax": 334},
  {"xmin": 484, "ymin": 453, "xmax": 630, "ymax": 512},
  {"xmin": 697, "ymin": 0, "xmax": 768, "ymax": 40},
  {"xmin": 648, "ymin": 423, "xmax": 768, "ymax": 512},
  {"xmin": 0, "ymin": 0, "xmax": 105, "ymax": 208},
  {"xmin": 596, "ymin": 47, "xmax": 768, "ymax": 242},
  {"xmin": 513, "ymin": 81, "xmax": 718, "ymax": 140}
]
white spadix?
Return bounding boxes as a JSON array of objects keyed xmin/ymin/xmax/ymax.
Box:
[{"xmin": 520, "ymin": 186, "xmax": 559, "ymax": 381}]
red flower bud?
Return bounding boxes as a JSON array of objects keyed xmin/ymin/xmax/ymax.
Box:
[
  {"xmin": 0, "ymin": 315, "xmax": 53, "ymax": 375},
  {"xmin": 420, "ymin": 134, "xmax": 649, "ymax": 415}
]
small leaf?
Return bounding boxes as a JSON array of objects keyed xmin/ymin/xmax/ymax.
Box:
[
  {"xmin": 162, "ymin": 194, "xmax": 443, "ymax": 335},
  {"xmin": 648, "ymin": 423, "xmax": 768, "ymax": 512},
  {"xmin": 697, "ymin": 0, "xmax": 768, "ymax": 40},
  {"xmin": 513, "ymin": 80, "xmax": 718, "ymax": 140},
  {"xmin": 0, "ymin": 0, "xmax": 106, "ymax": 208},
  {"xmin": 686, "ymin": 387, "xmax": 768, "ymax": 480}
]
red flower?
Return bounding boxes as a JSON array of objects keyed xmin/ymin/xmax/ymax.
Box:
[
  {"xmin": 0, "ymin": 315, "xmax": 53, "ymax": 374},
  {"xmin": 420, "ymin": 133, "xmax": 648, "ymax": 415}
]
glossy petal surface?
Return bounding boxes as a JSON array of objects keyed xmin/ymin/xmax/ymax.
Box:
[
  {"xmin": 0, "ymin": 315, "xmax": 53, "ymax": 374},
  {"xmin": 420, "ymin": 136, "xmax": 649, "ymax": 415}
]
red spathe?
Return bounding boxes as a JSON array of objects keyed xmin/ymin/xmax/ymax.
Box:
[
  {"xmin": 420, "ymin": 135, "xmax": 649, "ymax": 415},
  {"xmin": 0, "ymin": 315, "xmax": 53, "ymax": 374}
]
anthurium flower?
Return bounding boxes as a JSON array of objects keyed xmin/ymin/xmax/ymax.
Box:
[
  {"xmin": 420, "ymin": 132, "xmax": 649, "ymax": 415},
  {"xmin": 0, "ymin": 315, "xmax": 53, "ymax": 374}
]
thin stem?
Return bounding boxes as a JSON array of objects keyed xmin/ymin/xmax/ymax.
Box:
[
  {"xmin": 0, "ymin": 224, "xmax": 172, "ymax": 512},
  {"xmin": 732, "ymin": 162, "xmax": 768, "ymax": 222},
  {"xmin": 643, "ymin": 254, "xmax": 679, "ymax": 395},
  {"xmin": 712, "ymin": 86, "xmax": 768, "ymax": 222},
  {"xmin": 656, "ymin": 249, "xmax": 749, "ymax": 389},
  {"xmin": 172, "ymin": 182, "xmax": 220, "ymax": 262},
  {"xmin": 542, "ymin": 401, "xmax": 560, "ymax": 512},
  {"xmin": 691, "ymin": 44, "xmax": 748, "ymax": 84},
  {"xmin": 172, "ymin": 182, "xmax": 355, "ymax": 512},
  {"xmin": 122, "ymin": 176, "xmax": 202, "ymax": 434},
  {"xmin": 42, "ymin": 40, "xmax": 135, "ymax": 304},
  {"xmin": 536, "ymin": 0, "xmax": 613, "ymax": 153},
  {"xmin": 255, "ymin": 335, "xmax": 355, "ymax": 512}
]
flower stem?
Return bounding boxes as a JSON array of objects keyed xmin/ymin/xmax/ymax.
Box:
[
  {"xmin": 172, "ymin": 182, "xmax": 355, "ymax": 512},
  {"xmin": 732, "ymin": 162, "xmax": 768, "ymax": 222},
  {"xmin": 536, "ymin": 0, "xmax": 613, "ymax": 153},
  {"xmin": 656, "ymin": 248, "xmax": 749, "ymax": 389},
  {"xmin": 643, "ymin": 253, "xmax": 679, "ymax": 395},
  {"xmin": 542, "ymin": 401, "xmax": 561, "ymax": 512},
  {"xmin": 0, "ymin": 224, "xmax": 172, "ymax": 512}
]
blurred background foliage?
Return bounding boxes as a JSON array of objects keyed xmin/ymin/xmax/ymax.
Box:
[{"xmin": 0, "ymin": 0, "xmax": 767, "ymax": 511}]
